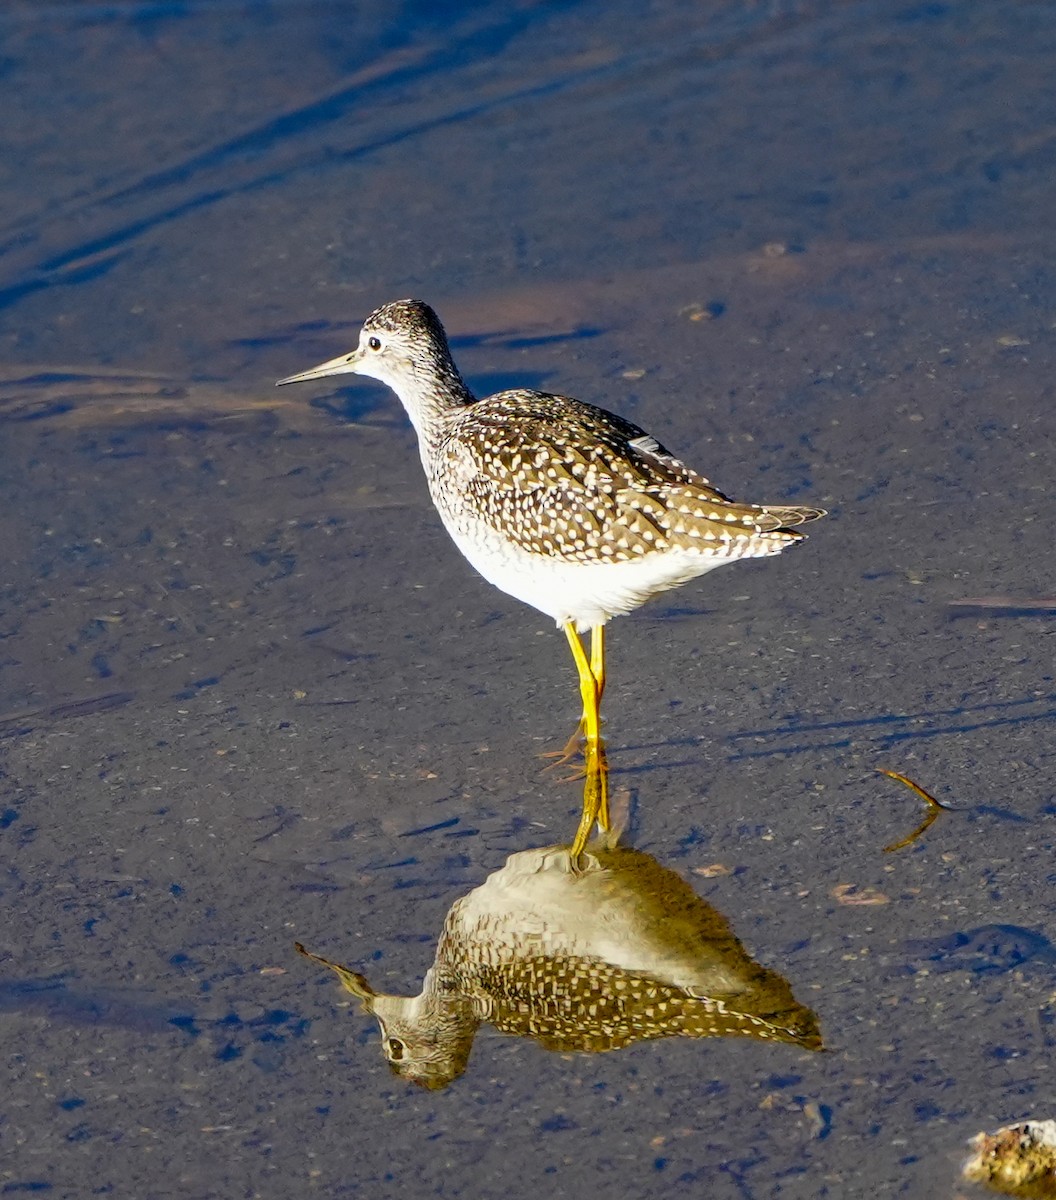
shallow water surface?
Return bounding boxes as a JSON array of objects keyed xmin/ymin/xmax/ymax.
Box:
[{"xmin": 1, "ymin": 1, "xmax": 1055, "ymax": 1197}]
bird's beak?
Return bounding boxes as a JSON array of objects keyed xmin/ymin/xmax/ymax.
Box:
[
  {"xmin": 276, "ymin": 348, "xmax": 363, "ymax": 387},
  {"xmin": 295, "ymin": 942, "xmax": 378, "ymax": 1011}
]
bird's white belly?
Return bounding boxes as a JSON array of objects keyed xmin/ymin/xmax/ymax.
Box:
[{"xmin": 441, "ymin": 515, "xmax": 730, "ymax": 631}]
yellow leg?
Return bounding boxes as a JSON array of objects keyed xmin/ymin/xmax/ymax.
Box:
[
  {"xmin": 590, "ymin": 624, "xmax": 605, "ymax": 708},
  {"xmin": 564, "ymin": 622, "xmax": 602, "ymax": 745},
  {"xmin": 542, "ymin": 623, "xmax": 606, "ymax": 768},
  {"xmin": 588, "ymin": 735, "xmax": 610, "ymax": 834},
  {"xmin": 570, "ymin": 738, "xmax": 610, "ymax": 860}
]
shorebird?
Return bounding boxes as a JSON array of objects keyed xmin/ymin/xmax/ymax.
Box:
[
  {"xmin": 297, "ymin": 838, "xmax": 821, "ymax": 1088},
  {"xmin": 278, "ymin": 299, "xmax": 824, "ymax": 754}
]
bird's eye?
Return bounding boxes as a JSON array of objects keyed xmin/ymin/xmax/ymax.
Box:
[
  {"xmin": 386, "ymin": 1037, "xmax": 405, "ymax": 1061},
  {"xmin": 368, "ymin": 336, "xmax": 382, "ymax": 351}
]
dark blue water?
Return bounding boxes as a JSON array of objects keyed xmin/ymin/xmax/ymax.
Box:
[{"xmin": 1, "ymin": 2, "xmax": 1055, "ymax": 1197}]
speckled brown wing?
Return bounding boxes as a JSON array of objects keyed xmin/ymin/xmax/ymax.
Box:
[
  {"xmin": 469, "ymin": 955, "xmax": 822, "ymax": 1053},
  {"xmin": 442, "ymin": 391, "xmax": 821, "ymax": 564}
]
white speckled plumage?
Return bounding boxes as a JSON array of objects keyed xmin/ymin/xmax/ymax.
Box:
[
  {"xmin": 297, "ymin": 840, "xmax": 821, "ymax": 1088},
  {"xmin": 278, "ymin": 298, "xmax": 824, "ymax": 633}
]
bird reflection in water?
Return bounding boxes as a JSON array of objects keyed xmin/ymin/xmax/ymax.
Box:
[{"xmin": 297, "ymin": 778, "xmax": 821, "ymax": 1089}]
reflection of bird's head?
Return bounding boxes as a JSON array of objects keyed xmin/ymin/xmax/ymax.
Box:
[
  {"xmin": 295, "ymin": 944, "xmax": 479, "ymax": 1091},
  {"xmin": 368, "ymin": 991, "xmax": 478, "ymax": 1091}
]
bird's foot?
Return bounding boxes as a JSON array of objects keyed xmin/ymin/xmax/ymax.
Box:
[{"xmin": 539, "ymin": 719, "xmax": 588, "ymax": 775}]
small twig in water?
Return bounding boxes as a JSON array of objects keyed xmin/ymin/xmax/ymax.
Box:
[{"xmin": 878, "ymin": 768, "xmax": 955, "ymax": 853}]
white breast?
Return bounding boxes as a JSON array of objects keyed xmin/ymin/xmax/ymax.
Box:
[{"xmin": 438, "ymin": 509, "xmax": 738, "ymax": 630}]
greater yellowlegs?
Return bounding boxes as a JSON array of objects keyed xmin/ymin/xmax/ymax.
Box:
[
  {"xmin": 277, "ymin": 299, "xmax": 824, "ymax": 752},
  {"xmin": 297, "ymin": 839, "xmax": 820, "ymax": 1088}
]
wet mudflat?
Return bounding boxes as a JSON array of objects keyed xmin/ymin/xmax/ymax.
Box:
[{"xmin": 1, "ymin": 2, "xmax": 1054, "ymax": 1197}]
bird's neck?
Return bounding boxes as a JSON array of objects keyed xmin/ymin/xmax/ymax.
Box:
[{"xmin": 396, "ymin": 360, "xmax": 475, "ymax": 449}]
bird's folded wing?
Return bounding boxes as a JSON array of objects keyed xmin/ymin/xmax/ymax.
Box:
[{"xmin": 446, "ymin": 401, "xmax": 817, "ymax": 562}]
